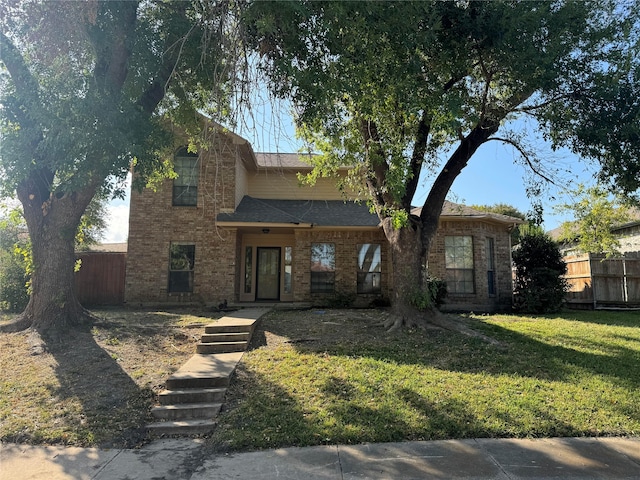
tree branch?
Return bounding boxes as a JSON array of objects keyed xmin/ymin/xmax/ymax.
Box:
[
  {"xmin": 89, "ymin": 1, "xmax": 139, "ymax": 93},
  {"xmin": 402, "ymin": 111, "xmax": 431, "ymax": 210},
  {"xmin": 358, "ymin": 118, "xmax": 394, "ymax": 209},
  {"xmin": 513, "ymin": 92, "xmax": 576, "ymax": 113},
  {"xmin": 419, "ymin": 119, "xmax": 500, "ymax": 249},
  {"xmin": 487, "ymin": 136, "xmax": 557, "ymax": 185},
  {"xmin": 0, "ymin": 32, "xmax": 41, "ymax": 101},
  {"xmin": 137, "ymin": 2, "xmax": 192, "ymax": 115}
]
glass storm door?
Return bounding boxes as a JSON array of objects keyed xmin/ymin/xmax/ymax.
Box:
[{"xmin": 256, "ymin": 247, "xmax": 280, "ymax": 300}]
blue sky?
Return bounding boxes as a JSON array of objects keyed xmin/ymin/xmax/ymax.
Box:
[{"xmin": 103, "ymin": 107, "xmax": 596, "ymax": 243}]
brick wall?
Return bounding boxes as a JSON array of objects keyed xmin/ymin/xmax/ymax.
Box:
[
  {"xmin": 292, "ymin": 228, "xmax": 390, "ymax": 306},
  {"xmin": 428, "ymin": 220, "xmax": 513, "ymax": 312},
  {"xmin": 125, "ymin": 132, "xmax": 240, "ymax": 305}
]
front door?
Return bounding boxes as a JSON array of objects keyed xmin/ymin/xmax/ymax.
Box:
[{"xmin": 256, "ymin": 247, "xmax": 280, "ymax": 300}]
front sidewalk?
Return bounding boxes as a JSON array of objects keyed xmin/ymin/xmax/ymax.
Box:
[{"xmin": 2, "ymin": 437, "xmax": 639, "ymax": 480}]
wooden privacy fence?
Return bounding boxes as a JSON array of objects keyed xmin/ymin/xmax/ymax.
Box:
[
  {"xmin": 564, "ymin": 252, "xmax": 640, "ymax": 309},
  {"xmin": 74, "ymin": 252, "xmax": 126, "ymax": 306}
]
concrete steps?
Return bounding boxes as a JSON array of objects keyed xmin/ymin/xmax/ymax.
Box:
[
  {"xmin": 151, "ymin": 402, "xmax": 222, "ymax": 421},
  {"xmin": 158, "ymin": 387, "xmax": 226, "ymax": 405},
  {"xmin": 147, "ymin": 308, "xmax": 269, "ymax": 437},
  {"xmin": 196, "ymin": 341, "xmax": 247, "ymax": 354}
]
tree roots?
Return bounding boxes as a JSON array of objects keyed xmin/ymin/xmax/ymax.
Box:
[{"xmin": 381, "ymin": 308, "xmax": 504, "ymax": 347}]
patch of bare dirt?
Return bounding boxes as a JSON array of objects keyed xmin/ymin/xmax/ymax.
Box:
[{"xmin": 0, "ymin": 307, "xmax": 221, "ymax": 447}]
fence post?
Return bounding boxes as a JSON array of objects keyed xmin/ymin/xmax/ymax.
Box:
[
  {"xmin": 590, "ymin": 253, "xmax": 598, "ymax": 310},
  {"xmin": 623, "ymin": 256, "xmax": 628, "ymax": 304}
]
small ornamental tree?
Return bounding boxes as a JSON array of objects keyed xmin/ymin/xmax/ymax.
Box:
[{"xmin": 512, "ymin": 232, "xmax": 568, "ymax": 313}]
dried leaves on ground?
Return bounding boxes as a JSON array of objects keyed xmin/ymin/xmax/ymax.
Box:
[{"xmin": 0, "ymin": 308, "xmax": 220, "ymax": 448}]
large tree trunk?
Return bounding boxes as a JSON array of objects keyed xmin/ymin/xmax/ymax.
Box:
[
  {"xmin": 1, "ymin": 172, "xmax": 98, "ymax": 334},
  {"xmin": 381, "ymin": 217, "xmax": 434, "ymax": 330}
]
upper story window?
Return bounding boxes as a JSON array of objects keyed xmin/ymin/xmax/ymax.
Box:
[
  {"xmin": 357, "ymin": 244, "xmax": 381, "ymax": 294},
  {"xmin": 310, "ymin": 243, "xmax": 335, "ymax": 293},
  {"xmin": 445, "ymin": 235, "xmax": 475, "ymax": 294},
  {"xmin": 172, "ymin": 147, "xmax": 199, "ymax": 206}
]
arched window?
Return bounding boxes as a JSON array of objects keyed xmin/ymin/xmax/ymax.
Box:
[{"xmin": 172, "ymin": 147, "xmax": 199, "ymax": 206}]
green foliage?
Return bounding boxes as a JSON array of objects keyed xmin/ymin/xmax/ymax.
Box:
[
  {"xmin": 471, "ymin": 203, "xmax": 527, "ymax": 245},
  {"xmin": 0, "ymin": 210, "xmax": 29, "ymax": 312},
  {"xmin": 1, "ymin": 1, "xmax": 238, "ymax": 199},
  {"xmin": 555, "ymin": 184, "xmax": 633, "ymax": 257},
  {"xmin": 409, "ymin": 276, "xmax": 447, "ymax": 311},
  {"xmin": 512, "ymin": 232, "xmax": 568, "ymax": 314},
  {"xmin": 247, "ymin": 0, "xmax": 640, "ymax": 217},
  {"xmin": 470, "ymin": 203, "xmax": 526, "ymax": 221}
]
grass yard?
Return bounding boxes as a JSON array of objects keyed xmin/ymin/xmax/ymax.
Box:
[
  {"xmin": 1, "ymin": 307, "xmax": 638, "ymax": 451},
  {"xmin": 210, "ymin": 309, "xmax": 640, "ymax": 452},
  {"xmin": 0, "ymin": 308, "xmax": 219, "ymax": 447}
]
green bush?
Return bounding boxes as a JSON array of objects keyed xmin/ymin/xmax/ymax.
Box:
[
  {"xmin": 0, "ymin": 249, "xmax": 29, "ymax": 312},
  {"xmin": 409, "ymin": 276, "xmax": 447, "ymax": 311},
  {"xmin": 512, "ymin": 232, "xmax": 568, "ymax": 313}
]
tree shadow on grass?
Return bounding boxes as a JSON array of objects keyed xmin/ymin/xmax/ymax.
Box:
[
  {"xmin": 246, "ymin": 309, "xmax": 640, "ymax": 437},
  {"xmin": 253, "ymin": 309, "xmax": 640, "ymax": 387},
  {"xmin": 40, "ymin": 325, "xmax": 153, "ymax": 448}
]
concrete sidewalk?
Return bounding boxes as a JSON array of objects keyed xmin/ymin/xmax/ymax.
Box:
[{"xmin": 2, "ymin": 437, "xmax": 639, "ymax": 480}]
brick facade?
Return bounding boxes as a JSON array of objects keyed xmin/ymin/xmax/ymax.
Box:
[
  {"xmin": 428, "ymin": 220, "xmax": 515, "ymax": 312},
  {"xmin": 125, "ymin": 125, "xmax": 517, "ymax": 312},
  {"xmin": 125, "ymin": 131, "xmax": 240, "ymax": 305}
]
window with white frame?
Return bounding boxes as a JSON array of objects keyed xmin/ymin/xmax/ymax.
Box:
[
  {"xmin": 445, "ymin": 236, "xmax": 474, "ymax": 294},
  {"xmin": 172, "ymin": 147, "xmax": 199, "ymax": 206},
  {"xmin": 310, "ymin": 243, "xmax": 335, "ymax": 293},
  {"xmin": 357, "ymin": 244, "xmax": 381, "ymax": 294}
]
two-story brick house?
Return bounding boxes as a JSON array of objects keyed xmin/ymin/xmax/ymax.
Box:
[{"xmin": 125, "ymin": 124, "xmax": 522, "ymax": 312}]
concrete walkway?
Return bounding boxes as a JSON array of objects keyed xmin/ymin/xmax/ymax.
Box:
[{"xmin": 2, "ymin": 437, "xmax": 639, "ymax": 480}]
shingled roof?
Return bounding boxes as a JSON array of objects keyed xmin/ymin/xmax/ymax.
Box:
[
  {"xmin": 412, "ymin": 201, "xmax": 525, "ymax": 224},
  {"xmin": 216, "ymin": 196, "xmax": 380, "ymax": 227},
  {"xmin": 218, "ymin": 197, "xmax": 524, "ymax": 228}
]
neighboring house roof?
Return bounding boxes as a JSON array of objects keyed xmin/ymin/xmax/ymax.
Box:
[
  {"xmin": 412, "ymin": 201, "xmax": 525, "ymax": 225},
  {"xmin": 613, "ymin": 208, "xmax": 640, "ymax": 232},
  {"xmin": 216, "ymin": 196, "xmax": 380, "ymax": 227},
  {"xmin": 548, "ymin": 208, "xmax": 640, "ymax": 241}
]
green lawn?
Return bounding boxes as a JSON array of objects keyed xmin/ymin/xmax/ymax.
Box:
[{"xmin": 211, "ymin": 309, "xmax": 640, "ymax": 452}]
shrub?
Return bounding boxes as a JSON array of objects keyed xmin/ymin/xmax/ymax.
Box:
[
  {"xmin": 0, "ymin": 249, "xmax": 29, "ymax": 312},
  {"xmin": 326, "ymin": 287, "xmax": 356, "ymax": 308},
  {"xmin": 512, "ymin": 232, "xmax": 568, "ymax": 313},
  {"xmin": 409, "ymin": 276, "xmax": 447, "ymax": 311}
]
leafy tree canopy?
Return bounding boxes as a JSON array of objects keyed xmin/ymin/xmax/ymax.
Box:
[
  {"xmin": 556, "ymin": 184, "xmax": 634, "ymax": 257},
  {"xmin": 245, "ymin": 0, "xmax": 639, "ymax": 327},
  {"xmin": 247, "ymin": 0, "xmax": 640, "ymax": 215},
  {"xmin": 0, "ymin": 0, "xmax": 239, "ymax": 331}
]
